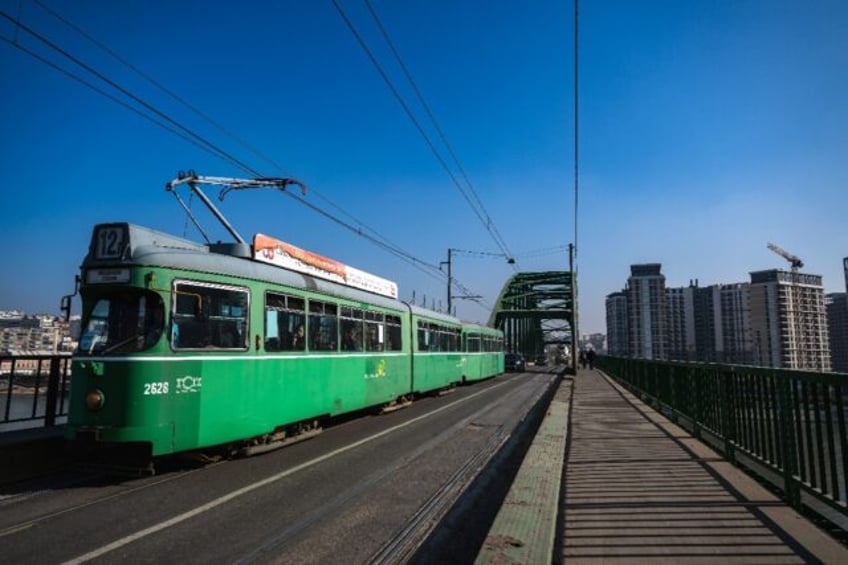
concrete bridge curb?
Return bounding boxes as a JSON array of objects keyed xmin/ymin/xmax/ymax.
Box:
[{"xmin": 476, "ymin": 376, "xmax": 572, "ymax": 563}]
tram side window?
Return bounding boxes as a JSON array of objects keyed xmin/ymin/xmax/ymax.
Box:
[
  {"xmin": 172, "ymin": 282, "xmax": 248, "ymax": 350},
  {"xmin": 439, "ymin": 328, "xmax": 450, "ymax": 352},
  {"xmin": 417, "ymin": 322, "xmax": 429, "ymax": 352},
  {"xmin": 418, "ymin": 322, "xmax": 460, "ymax": 352},
  {"xmin": 308, "ymin": 300, "xmax": 337, "ymax": 351},
  {"xmin": 265, "ymin": 292, "xmax": 306, "ymax": 351},
  {"xmin": 340, "ymin": 307, "xmax": 363, "ymax": 351},
  {"xmin": 469, "ymin": 335, "xmax": 481, "ymax": 353},
  {"xmin": 386, "ymin": 314, "xmax": 402, "ymax": 351},
  {"xmin": 365, "ymin": 311, "xmax": 384, "ymax": 352}
]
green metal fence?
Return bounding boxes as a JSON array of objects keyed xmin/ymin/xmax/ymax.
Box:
[
  {"xmin": 597, "ymin": 356, "xmax": 848, "ymax": 531},
  {"xmin": 1, "ymin": 353, "xmax": 71, "ymax": 430}
]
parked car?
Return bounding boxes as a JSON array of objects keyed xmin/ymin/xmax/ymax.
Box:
[
  {"xmin": 535, "ymin": 353, "xmax": 547, "ymax": 366},
  {"xmin": 505, "ymin": 353, "xmax": 526, "ymax": 372}
]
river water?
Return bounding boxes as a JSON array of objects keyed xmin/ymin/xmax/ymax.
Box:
[{"xmin": 0, "ymin": 394, "xmax": 68, "ymax": 432}]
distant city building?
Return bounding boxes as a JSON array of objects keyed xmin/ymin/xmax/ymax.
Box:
[
  {"xmin": 626, "ymin": 264, "xmax": 667, "ymax": 360},
  {"xmin": 580, "ymin": 333, "xmax": 607, "ymax": 354},
  {"xmin": 605, "ymin": 291, "xmax": 628, "ymax": 356},
  {"xmin": 0, "ymin": 311, "xmax": 77, "ymax": 355},
  {"xmin": 749, "ymin": 269, "xmax": 830, "ymax": 371},
  {"xmin": 719, "ymin": 283, "xmax": 754, "ymax": 365},
  {"xmin": 666, "ymin": 285, "xmax": 695, "ymax": 361},
  {"xmin": 826, "ymin": 293, "xmax": 848, "ymax": 373},
  {"xmin": 692, "ymin": 284, "xmax": 720, "ymax": 363}
]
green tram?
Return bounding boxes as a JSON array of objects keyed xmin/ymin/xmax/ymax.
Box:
[{"xmin": 67, "ymin": 223, "xmax": 504, "ymax": 459}]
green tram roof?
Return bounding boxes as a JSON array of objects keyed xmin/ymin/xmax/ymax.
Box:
[{"xmin": 83, "ymin": 223, "xmax": 464, "ymax": 326}]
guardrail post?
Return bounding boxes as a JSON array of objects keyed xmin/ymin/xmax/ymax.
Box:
[
  {"xmin": 45, "ymin": 357, "xmax": 61, "ymax": 427},
  {"xmin": 778, "ymin": 375, "xmax": 801, "ymax": 509},
  {"xmin": 719, "ymin": 370, "xmax": 735, "ymax": 465},
  {"xmin": 691, "ymin": 366, "xmax": 702, "ymax": 440}
]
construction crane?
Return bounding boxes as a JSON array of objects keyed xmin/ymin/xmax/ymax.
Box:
[
  {"xmin": 767, "ymin": 242, "xmax": 804, "ymax": 272},
  {"xmin": 767, "ymin": 242, "xmax": 804, "ymax": 368}
]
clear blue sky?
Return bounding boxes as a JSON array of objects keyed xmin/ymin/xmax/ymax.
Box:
[{"xmin": 1, "ymin": 0, "xmax": 846, "ymax": 335}]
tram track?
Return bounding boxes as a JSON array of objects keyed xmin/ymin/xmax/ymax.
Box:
[
  {"xmin": 0, "ymin": 461, "xmax": 225, "ymax": 539},
  {"xmin": 367, "ymin": 423, "xmax": 511, "ymax": 565},
  {"xmin": 1, "ymin": 373, "xmax": 554, "ymax": 564},
  {"xmin": 0, "ymin": 378, "xmax": 509, "ymax": 539},
  {"xmin": 235, "ymin": 381, "xmax": 524, "ymax": 564}
]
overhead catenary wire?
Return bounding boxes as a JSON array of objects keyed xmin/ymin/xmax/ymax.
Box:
[
  {"xmin": 1, "ymin": 5, "xmax": 495, "ymax": 313},
  {"xmin": 332, "ymin": 0, "xmax": 516, "ymax": 265},
  {"xmin": 29, "ymin": 0, "xmax": 451, "ymax": 293},
  {"xmin": 362, "ymin": 0, "xmax": 515, "ymax": 264},
  {"xmin": 0, "ymin": 8, "xmax": 260, "ymax": 176},
  {"xmin": 31, "ymin": 0, "xmax": 295, "ymax": 179},
  {"xmin": 0, "ymin": 35, "xmax": 212, "ymax": 157}
]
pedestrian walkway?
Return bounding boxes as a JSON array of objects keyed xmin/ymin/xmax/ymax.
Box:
[{"xmin": 562, "ymin": 369, "xmax": 848, "ymax": 564}]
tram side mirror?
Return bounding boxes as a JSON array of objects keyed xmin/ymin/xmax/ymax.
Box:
[{"xmin": 60, "ymin": 275, "xmax": 81, "ymax": 322}]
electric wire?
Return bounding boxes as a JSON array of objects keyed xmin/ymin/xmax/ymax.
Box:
[
  {"xmin": 362, "ymin": 0, "xmax": 515, "ymax": 263},
  {"xmin": 331, "ymin": 0, "xmax": 515, "ymax": 264},
  {"xmin": 2, "ymin": 8, "xmax": 415, "ymax": 269},
  {"xmin": 0, "ymin": 8, "xmax": 259, "ymax": 175},
  {"xmin": 28, "ymin": 0, "xmax": 455, "ymax": 296},
  {"xmin": 31, "ymin": 1, "xmax": 429, "ymax": 297},
  {"xmin": 31, "ymin": 0, "xmax": 295, "ymax": 179},
  {"xmin": 2, "ymin": 5, "xmax": 495, "ymax": 314},
  {"xmin": 0, "ymin": 35, "xmax": 211, "ymax": 156}
]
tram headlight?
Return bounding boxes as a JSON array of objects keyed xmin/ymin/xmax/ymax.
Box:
[{"xmin": 85, "ymin": 389, "xmax": 105, "ymax": 411}]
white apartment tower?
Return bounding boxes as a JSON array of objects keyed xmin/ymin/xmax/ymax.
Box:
[
  {"xmin": 720, "ymin": 283, "xmax": 754, "ymax": 365},
  {"xmin": 749, "ymin": 269, "xmax": 831, "ymax": 371},
  {"xmin": 666, "ymin": 286, "xmax": 695, "ymax": 361},
  {"xmin": 627, "ymin": 264, "xmax": 667, "ymax": 360}
]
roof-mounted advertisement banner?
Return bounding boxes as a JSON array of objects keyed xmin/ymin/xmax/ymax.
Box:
[{"xmin": 253, "ymin": 234, "xmax": 399, "ymax": 299}]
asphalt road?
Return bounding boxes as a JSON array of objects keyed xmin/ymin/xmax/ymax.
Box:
[{"xmin": 0, "ymin": 370, "xmax": 557, "ymax": 564}]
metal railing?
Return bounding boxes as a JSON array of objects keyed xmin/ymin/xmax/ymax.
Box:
[
  {"xmin": 1, "ymin": 353, "xmax": 72, "ymax": 430},
  {"xmin": 597, "ymin": 356, "xmax": 848, "ymax": 532}
]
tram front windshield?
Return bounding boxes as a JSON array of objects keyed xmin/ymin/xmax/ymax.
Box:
[{"xmin": 77, "ymin": 290, "xmax": 164, "ymax": 355}]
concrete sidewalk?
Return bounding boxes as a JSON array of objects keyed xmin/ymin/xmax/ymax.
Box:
[{"xmin": 562, "ymin": 369, "xmax": 848, "ymax": 564}]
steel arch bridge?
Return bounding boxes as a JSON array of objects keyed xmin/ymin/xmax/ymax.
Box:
[{"xmin": 487, "ymin": 271, "xmax": 576, "ymax": 364}]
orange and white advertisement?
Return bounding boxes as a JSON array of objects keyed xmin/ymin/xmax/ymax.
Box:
[{"xmin": 253, "ymin": 234, "xmax": 399, "ymax": 299}]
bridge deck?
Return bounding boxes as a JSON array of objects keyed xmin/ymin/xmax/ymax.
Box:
[{"xmin": 562, "ymin": 369, "xmax": 848, "ymax": 564}]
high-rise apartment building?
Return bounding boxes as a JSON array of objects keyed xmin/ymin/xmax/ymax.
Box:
[
  {"xmin": 692, "ymin": 284, "xmax": 720, "ymax": 362},
  {"xmin": 826, "ymin": 293, "xmax": 848, "ymax": 373},
  {"xmin": 720, "ymin": 283, "xmax": 754, "ymax": 365},
  {"xmin": 605, "ymin": 291, "xmax": 628, "ymax": 356},
  {"xmin": 689, "ymin": 283, "xmax": 752, "ymax": 364},
  {"xmin": 749, "ymin": 269, "xmax": 831, "ymax": 371},
  {"xmin": 666, "ymin": 285, "xmax": 695, "ymax": 360},
  {"xmin": 627, "ymin": 264, "xmax": 667, "ymax": 360}
]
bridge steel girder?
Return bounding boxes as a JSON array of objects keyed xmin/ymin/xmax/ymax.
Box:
[{"xmin": 488, "ymin": 271, "xmax": 575, "ymax": 361}]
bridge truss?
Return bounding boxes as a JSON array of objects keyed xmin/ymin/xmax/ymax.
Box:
[{"xmin": 488, "ymin": 271, "xmax": 576, "ymax": 367}]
